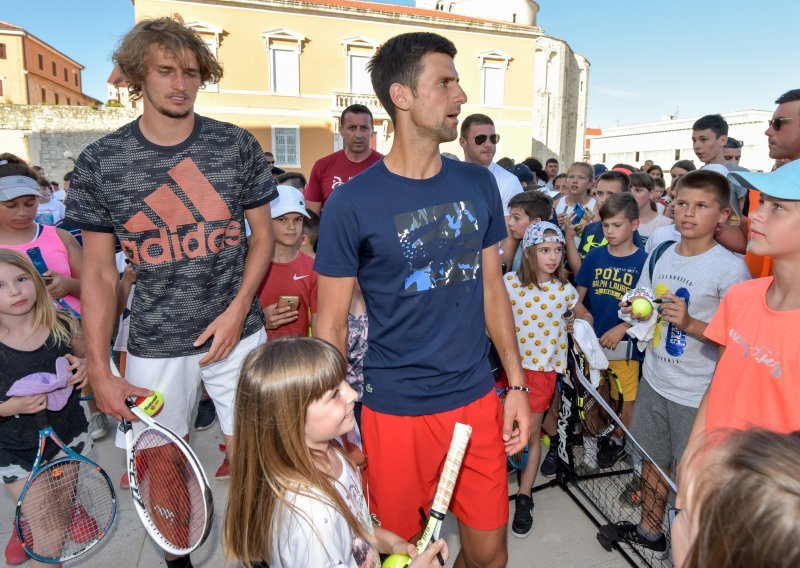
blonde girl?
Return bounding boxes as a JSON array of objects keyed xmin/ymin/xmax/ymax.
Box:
[
  {"xmin": 0, "ymin": 250, "xmax": 89, "ymax": 567},
  {"xmin": 224, "ymin": 337, "xmax": 447, "ymax": 568},
  {"xmin": 502, "ymin": 222, "xmax": 591, "ymax": 538}
]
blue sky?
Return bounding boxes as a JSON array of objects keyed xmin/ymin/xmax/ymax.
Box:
[{"xmin": 4, "ymin": 0, "xmax": 799, "ymax": 127}]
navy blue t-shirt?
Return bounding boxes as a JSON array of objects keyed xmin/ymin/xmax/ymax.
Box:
[
  {"xmin": 315, "ymin": 158, "xmax": 507, "ymax": 415},
  {"xmin": 577, "ymin": 221, "xmax": 643, "ymax": 259},
  {"xmin": 574, "ymin": 246, "xmax": 648, "ymax": 337}
]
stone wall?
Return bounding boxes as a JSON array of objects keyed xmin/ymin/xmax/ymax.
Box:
[{"xmin": 0, "ymin": 104, "xmax": 140, "ymax": 182}]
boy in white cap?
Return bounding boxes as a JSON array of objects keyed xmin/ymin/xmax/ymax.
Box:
[
  {"xmin": 689, "ymin": 159, "xmax": 800, "ymax": 441},
  {"xmin": 257, "ymin": 185, "xmax": 317, "ymax": 338}
]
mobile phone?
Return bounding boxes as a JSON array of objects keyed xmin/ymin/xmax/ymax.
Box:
[
  {"xmin": 277, "ymin": 296, "xmax": 300, "ymax": 310},
  {"xmin": 26, "ymin": 247, "xmax": 53, "ymax": 282},
  {"xmin": 572, "ymin": 202, "xmax": 585, "ymax": 225}
]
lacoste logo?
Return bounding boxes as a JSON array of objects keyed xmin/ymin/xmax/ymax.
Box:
[
  {"xmin": 292, "ymin": 274, "xmax": 308, "ymax": 280},
  {"xmin": 120, "ymin": 158, "xmax": 243, "ymax": 266}
]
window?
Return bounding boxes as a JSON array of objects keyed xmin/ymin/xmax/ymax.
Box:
[
  {"xmin": 0, "ymin": 44, "xmax": 6, "ymax": 59},
  {"xmin": 0, "ymin": 79, "xmax": 4, "ymax": 97},
  {"xmin": 64, "ymin": 68, "xmax": 68, "ymax": 81},
  {"xmin": 38, "ymin": 54, "xmax": 43, "ymax": 70},
  {"xmin": 41, "ymin": 88, "xmax": 46, "ymax": 103},
  {"xmin": 73, "ymin": 72, "xmax": 78, "ymax": 86},
  {"xmin": 272, "ymin": 126, "xmax": 300, "ymax": 168},
  {"xmin": 186, "ymin": 21, "xmax": 223, "ymax": 92},
  {"xmin": 270, "ymin": 48, "xmax": 299, "ymax": 95},
  {"xmin": 348, "ymin": 54, "xmax": 371, "ymax": 94},
  {"xmin": 52, "ymin": 61, "xmax": 57, "ymax": 76},
  {"xmin": 262, "ymin": 28, "xmax": 305, "ymax": 96},
  {"xmin": 674, "ymin": 149, "xmax": 680, "ymax": 160},
  {"xmin": 477, "ymin": 50, "xmax": 512, "ymax": 108},
  {"xmin": 635, "ymin": 151, "xmax": 640, "ymax": 162},
  {"xmin": 55, "ymin": 93, "xmax": 59, "ymax": 105},
  {"xmin": 66, "ymin": 96, "xmax": 70, "ymax": 105},
  {"xmin": 341, "ymin": 36, "xmax": 378, "ymax": 94}
]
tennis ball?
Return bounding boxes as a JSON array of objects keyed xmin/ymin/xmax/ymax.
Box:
[
  {"xmin": 382, "ymin": 554, "xmax": 411, "ymax": 568},
  {"xmin": 631, "ymin": 297, "xmax": 653, "ymax": 319},
  {"xmin": 135, "ymin": 392, "xmax": 164, "ymax": 416}
]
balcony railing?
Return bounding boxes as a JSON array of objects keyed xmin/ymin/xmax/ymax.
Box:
[{"xmin": 332, "ymin": 92, "xmax": 386, "ymax": 117}]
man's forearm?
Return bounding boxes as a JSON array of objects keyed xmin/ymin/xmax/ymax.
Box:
[
  {"xmin": 314, "ymin": 315, "xmax": 349, "ymax": 357},
  {"xmin": 485, "ymin": 284, "xmax": 525, "ymax": 387},
  {"xmin": 83, "ymin": 271, "xmax": 118, "ymax": 370}
]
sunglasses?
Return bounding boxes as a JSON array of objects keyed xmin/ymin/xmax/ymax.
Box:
[
  {"xmin": 473, "ymin": 133, "xmax": 500, "ymax": 145},
  {"xmin": 266, "ymin": 160, "xmax": 275, "ymax": 165},
  {"xmin": 768, "ymin": 117, "xmax": 797, "ymax": 131},
  {"xmin": 725, "ymin": 139, "xmax": 744, "ymax": 148}
]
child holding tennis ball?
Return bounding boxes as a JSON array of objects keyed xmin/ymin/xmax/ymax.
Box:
[
  {"xmin": 224, "ymin": 337, "xmax": 447, "ymax": 567},
  {"xmin": 502, "ymin": 222, "xmax": 592, "ymax": 537},
  {"xmin": 0, "ymin": 250, "xmax": 89, "ymax": 567}
]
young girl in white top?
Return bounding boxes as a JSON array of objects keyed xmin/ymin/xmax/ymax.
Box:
[
  {"xmin": 503, "ymin": 222, "xmax": 592, "ymax": 538},
  {"xmin": 555, "ymin": 162, "xmax": 597, "ymax": 248},
  {"xmin": 224, "ymin": 337, "xmax": 448, "ymax": 568},
  {"xmin": 629, "ymin": 172, "xmax": 671, "ymax": 246}
]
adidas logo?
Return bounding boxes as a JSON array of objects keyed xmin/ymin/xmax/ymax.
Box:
[{"xmin": 120, "ymin": 158, "xmax": 243, "ymax": 265}]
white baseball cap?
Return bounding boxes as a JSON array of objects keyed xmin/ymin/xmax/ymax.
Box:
[
  {"xmin": 271, "ymin": 185, "xmax": 311, "ymax": 219},
  {"xmin": 0, "ymin": 175, "xmax": 43, "ymax": 202}
]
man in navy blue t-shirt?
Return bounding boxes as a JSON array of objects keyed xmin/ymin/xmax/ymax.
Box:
[{"xmin": 315, "ymin": 32, "xmax": 530, "ymax": 567}]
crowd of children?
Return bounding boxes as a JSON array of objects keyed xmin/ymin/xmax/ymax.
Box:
[{"xmin": 1, "ymin": 18, "xmax": 799, "ymax": 568}]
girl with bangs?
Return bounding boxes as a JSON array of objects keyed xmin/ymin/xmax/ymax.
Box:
[{"xmin": 224, "ymin": 337, "xmax": 447, "ymax": 568}]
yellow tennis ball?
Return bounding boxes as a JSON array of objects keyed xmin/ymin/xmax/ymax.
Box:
[
  {"xmin": 631, "ymin": 297, "xmax": 653, "ymax": 319},
  {"xmin": 135, "ymin": 392, "xmax": 164, "ymax": 416},
  {"xmin": 382, "ymin": 554, "xmax": 411, "ymax": 568}
]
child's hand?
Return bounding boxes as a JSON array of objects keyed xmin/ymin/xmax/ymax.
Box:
[
  {"xmin": 122, "ymin": 264, "xmax": 137, "ymax": 284},
  {"xmin": 409, "ymin": 539, "xmax": 448, "ymax": 567},
  {"xmin": 599, "ymin": 323, "xmax": 629, "ymax": 349},
  {"xmin": 0, "ymin": 394, "xmax": 48, "ymax": 417},
  {"xmin": 564, "ymin": 214, "xmax": 577, "ymax": 237},
  {"xmin": 43, "ymin": 271, "xmax": 70, "ymax": 299},
  {"xmin": 264, "ymin": 303, "xmax": 299, "ymax": 330},
  {"xmin": 659, "ymin": 292, "xmax": 691, "ymax": 330},
  {"xmin": 557, "ymin": 212, "xmax": 567, "ymax": 228},
  {"xmin": 64, "ymin": 353, "xmax": 88, "ymax": 389}
]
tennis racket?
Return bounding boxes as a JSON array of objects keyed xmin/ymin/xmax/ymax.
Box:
[
  {"xmin": 15, "ymin": 411, "xmax": 116, "ymax": 563},
  {"xmin": 416, "ymin": 422, "xmax": 472, "ymax": 554},
  {"xmin": 121, "ymin": 399, "xmax": 213, "ymax": 556}
]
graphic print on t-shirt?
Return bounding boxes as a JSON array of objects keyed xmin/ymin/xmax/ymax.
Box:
[
  {"xmin": 120, "ymin": 157, "xmax": 243, "ymax": 266},
  {"xmin": 394, "ymin": 201, "xmax": 481, "ymax": 292}
]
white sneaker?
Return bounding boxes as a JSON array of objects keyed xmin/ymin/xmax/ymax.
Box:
[{"xmin": 89, "ymin": 413, "xmax": 109, "ymax": 440}]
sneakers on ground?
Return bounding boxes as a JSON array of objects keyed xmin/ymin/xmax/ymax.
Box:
[
  {"xmin": 539, "ymin": 436, "xmax": 559, "ymax": 478},
  {"xmin": 193, "ymin": 398, "xmax": 217, "ymax": 431},
  {"xmin": 5, "ymin": 524, "xmax": 27, "ymax": 565},
  {"xmin": 597, "ymin": 437, "xmax": 626, "ymax": 469},
  {"xmin": 618, "ymin": 477, "xmax": 642, "ymax": 508},
  {"xmin": 89, "ymin": 413, "xmax": 109, "ymax": 441},
  {"xmin": 215, "ymin": 444, "xmax": 230, "ymax": 480},
  {"xmin": 511, "ymin": 494, "xmax": 534, "ymax": 537},
  {"xmin": 614, "ymin": 521, "xmax": 667, "ymax": 552}
]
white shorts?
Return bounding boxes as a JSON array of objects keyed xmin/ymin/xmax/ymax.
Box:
[{"xmin": 115, "ymin": 329, "xmax": 266, "ymax": 447}]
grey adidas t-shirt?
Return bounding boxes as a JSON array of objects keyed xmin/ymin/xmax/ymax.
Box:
[
  {"xmin": 65, "ymin": 115, "xmax": 276, "ymax": 358},
  {"xmin": 637, "ymin": 243, "xmax": 750, "ymax": 408}
]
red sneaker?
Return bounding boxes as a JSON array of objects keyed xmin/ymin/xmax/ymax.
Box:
[
  {"xmin": 5, "ymin": 523, "xmax": 28, "ymax": 565},
  {"xmin": 215, "ymin": 444, "xmax": 230, "ymax": 480},
  {"xmin": 70, "ymin": 504, "xmax": 99, "ymax": 544}
]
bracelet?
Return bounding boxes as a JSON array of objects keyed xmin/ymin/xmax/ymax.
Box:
[{"xmin": 506, "ymin": 385, "xmax": 531, "ymax": 394}]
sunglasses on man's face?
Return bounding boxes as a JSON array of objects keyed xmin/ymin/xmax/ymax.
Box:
[
  {"xmin": 768, "ymin": 117, "xmax": 797, "ymax": 131},
  {"xmin": 473, "ymin": 133, "xmax": 500, "ymax": 145},
  {"xmin": 266, "ymin": 160, "xmax": 275, "ymax": 165}
]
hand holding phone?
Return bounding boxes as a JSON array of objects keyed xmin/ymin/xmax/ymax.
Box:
[{"xmin": 277, "ymin": 296, "xmax": 300, "ymax": 310}]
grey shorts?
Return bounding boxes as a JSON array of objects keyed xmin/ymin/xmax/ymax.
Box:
[{"xmin": 628, "ymin": 378, "xmax": 696, "ymax": 470}]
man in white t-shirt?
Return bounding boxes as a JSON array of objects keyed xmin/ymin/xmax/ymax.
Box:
[{"xmin": 459, "ymin": 113, "xmax": 523, "ymax": 267}]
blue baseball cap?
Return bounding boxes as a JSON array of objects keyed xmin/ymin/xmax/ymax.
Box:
[{"xmin": 728, "ymin": 159, "xmax": 800, "ymax": 200}]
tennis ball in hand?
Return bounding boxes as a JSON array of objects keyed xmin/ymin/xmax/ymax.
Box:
[
  {"xmin": 382, "ymin": 554, "xmax": 411, "ymax": 568},
  {"xmin": 135, "ymin": 392, "xmax": 164, "ymax": 416},
  {"xmin": 630, "ymin": 297, "xmax": 653, "ymax": 319}
]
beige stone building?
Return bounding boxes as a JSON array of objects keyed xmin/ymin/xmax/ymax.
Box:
[
  {"xmin": 0, "ymin": 20, "xmax": 99, "ymax": 107},
  {"xmin": 124, "ymin": 0, "xmax": 588, "ymax": 172}
]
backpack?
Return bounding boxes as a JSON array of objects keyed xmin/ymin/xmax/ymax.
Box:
[{"xmin": 648, "ymin": 240, "xmax": 677, "ymax": 280}]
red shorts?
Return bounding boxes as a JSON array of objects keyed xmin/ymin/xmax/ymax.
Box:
[
  {"xmin": 361, "ymin": 390, "xmax": 508, "ymax": 540},
  {"xmin": 496, "ymin": 369, "xmax": 557, "ymax": 413}
]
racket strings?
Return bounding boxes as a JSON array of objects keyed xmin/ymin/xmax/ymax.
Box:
[
  {"xmin": 131, "ymin": 431, "xmax": 206, "ymax": 550},
  {"xmin": 18, "ymin": 459, "xmax": 114, "ymax": 561}
]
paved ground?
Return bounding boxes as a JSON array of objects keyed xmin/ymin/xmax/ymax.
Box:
[{"xmin": 0, "ymin": 419, "xmax": 631, "ymax": 568}]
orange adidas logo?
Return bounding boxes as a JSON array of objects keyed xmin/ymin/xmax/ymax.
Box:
[{"xmin": 120, "ymin": 158, "xmax": 243, "ymax": 266}]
